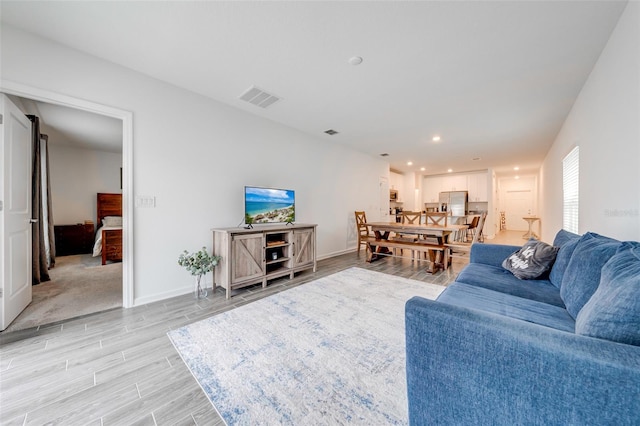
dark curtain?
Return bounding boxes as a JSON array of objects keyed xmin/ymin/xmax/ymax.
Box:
[{"xmin": 28, "ymin": 115, "xmax": 55, "ymax": 284}]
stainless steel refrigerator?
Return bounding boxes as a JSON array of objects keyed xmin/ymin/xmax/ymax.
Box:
[{"xmin": 438, "ymin": 191, "xmax": 468, "ymax": 217}]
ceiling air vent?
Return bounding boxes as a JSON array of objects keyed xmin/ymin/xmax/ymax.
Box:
[
  {"xmin": 239, "ymin": 86, "xmax": 281, "ymax": 109},
  {"xmin": 324, "ymin": 129, "xmax": 339, "ymax": 135}
]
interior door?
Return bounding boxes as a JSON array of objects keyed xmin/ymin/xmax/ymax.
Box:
[
  {"xmin": 1, "ymin": 94, "xmax": 33, "ymax": 331},
  {"xmin": 504, "ymin": 190, "xmax": 534, "ymax": 232}
]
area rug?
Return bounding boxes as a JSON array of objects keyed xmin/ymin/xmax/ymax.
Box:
[{"xmin": 168, "ymin": 267, "xmax": 444, "ymax": 425}]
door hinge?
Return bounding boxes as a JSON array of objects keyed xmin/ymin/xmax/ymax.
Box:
[
  {"xmin": 0, "ymin": 114, "xmax": 3, "ymax": 125},
  {"xmin": 0, "ymin": 200, "xmax": 3, "ymax": 211}
]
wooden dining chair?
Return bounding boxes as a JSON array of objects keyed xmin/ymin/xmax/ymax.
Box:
[
  {"xmin": 425, "ymin": 211, "xmax": 448, "ymax": 226},
  {"xmin": 391, "ymin": 211, "xmax": 422, "ymax": 257},
  {"xmin": 355, "ymin": 211, "xmax": 370, "ymax": 254},
  {"xmin": 401, "ymin": 211, "xmax": 422, "ymax": 225}
]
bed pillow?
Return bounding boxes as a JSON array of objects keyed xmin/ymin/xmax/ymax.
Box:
[
  {"xmin": 502, "ymin": 238, "xmax": 559, "ymax": 280},
  {"xmin": 560, "ymin": 232, "xmax": 621, "ymax": 319},
  {"xmin": 575, "ymin": 242, "xmax": 640, "ymax": 346},
  {"xmin": 102, "ymin": 216, "xmax": 122, "ymax": 227}
]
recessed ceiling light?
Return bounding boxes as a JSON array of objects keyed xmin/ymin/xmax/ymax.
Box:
[
  {"xmin": 380, "ymin": 153, "xmax": 389, "ymax": 157},
  {"xmin": 514, "ymin": 166, "xmax": 520, "ymax": 171},
  {"xmin": 432, "ymin": 136, "xmax": 441, "ymax": 142},
  {"xmin": 515, "ymin": 175, "xmax": 520, "ymax": 179},
  {"xmin": 407, "ymin": 161, "xmax": 413, "ymax": 166},
  {"xmin": 324, "ymin": 129, "xmax": 339, "ymax": 135},
  {"xmin": 348, "ymin": 56, "xmax": 363, "ymax": 66},
  {"xmin": 420, "ymin": 167, "xmax": 426, "ymax": 171},
  {"xmin": 447, "ymin": 168, "xmax": 453, "ymax": 173}
]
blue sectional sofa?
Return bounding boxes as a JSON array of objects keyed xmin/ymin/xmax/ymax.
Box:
[{"xmin": 405, "ymin": 230, "xmax": 640, "ymax": 425}]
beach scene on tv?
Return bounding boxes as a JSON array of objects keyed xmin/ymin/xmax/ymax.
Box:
[{"xmin": 245, "ymin": 187, "xmax": 295, "ymax": 224}]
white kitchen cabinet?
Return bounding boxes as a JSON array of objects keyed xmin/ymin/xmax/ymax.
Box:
[
  {"xmin": 441, "ymin": 174, "xmax": 468, "ymax": 192},
  {"xmin": 390, "ymin": 171, "xmax": 405, "ymax": 201},
  {"xmin": 423, "ymin": 176, "xmax": 442, "ymax": 203},
  {"xmin": 467, "ymin": 172, "xmax": 489, "ymax": 201}
]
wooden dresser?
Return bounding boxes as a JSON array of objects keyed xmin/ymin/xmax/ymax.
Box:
[{"xmin": 54, "ymin": 223, "xmax": 95, "ymax": 256}]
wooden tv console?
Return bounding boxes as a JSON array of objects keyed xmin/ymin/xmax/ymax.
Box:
[{"xmin": 212, "ymin": 223, "xmax": 317, "ymax": 299}]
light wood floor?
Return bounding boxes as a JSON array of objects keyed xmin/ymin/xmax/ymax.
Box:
[{"xmin": 0, "ymin": 235, "xmax": 522, "ymax": 425}]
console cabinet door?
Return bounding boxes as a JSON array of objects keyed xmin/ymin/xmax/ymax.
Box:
[
  {"xmin": 293, "ymin": 228, "xmax": 314, "ymax": 268},
  {"xmin": 231, "ymin": 233, "xmax": 264, "ymax": 284}
]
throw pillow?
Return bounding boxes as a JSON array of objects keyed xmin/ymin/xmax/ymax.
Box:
[
  {"xmin": 560, "ymin": 232, "xmax": 621, "ymax": 319},
  {"xmin": 502, "ymin": 238, "xmax": 559, "ymax": 280},
  {"xmin": 575, "ymin": 242, "xmax": 640, "ymax": 346}
]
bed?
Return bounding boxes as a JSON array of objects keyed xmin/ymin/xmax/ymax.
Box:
[{"xmin": 92, "ymin": 193, "xmax": 122, "ymax": 265}]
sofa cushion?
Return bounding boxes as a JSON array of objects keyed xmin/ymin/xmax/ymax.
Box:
[
  {"xmin": 502, "ymin": 238, "xmax": 559, "ymax": 280},
  {"xmin": 575, "ymin": 242, "xmax": 640, "ymax": 345},
  {"xmin": 553, "ymin": 229, "xmax": 581, "ymax": 248},
  {"xmin": 437, "ymin": 282, "xmax": 575, "ymax": 332},
  {"xmin": 549, "ymin": 237, "xmax": 581, "ymax": 288},
  {"xmin": 457, "ymin": 263, "xmax": 565, "ymax": 307},
  {"xmin": 560, "ymin": 232, "xmax": 621, "ymax": 319}
]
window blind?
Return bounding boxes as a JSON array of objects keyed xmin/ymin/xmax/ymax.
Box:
[{"xmin": 562, "ymin": 146, "xmax": 579, "ymax": 233}]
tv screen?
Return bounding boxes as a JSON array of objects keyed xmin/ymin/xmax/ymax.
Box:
[{"xmin": 244, "ymin": 186, "xmax": 295, "ymax": 224}]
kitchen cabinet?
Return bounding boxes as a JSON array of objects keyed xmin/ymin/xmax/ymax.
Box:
[
  {"xmin": 467, "ymin": 173, "xmax": 489, "ymax": 201},
  {"xmin": 441, "ymin": 174, "xmax": 468, "ymax": 192},
  {"xmin": 423, "ymin": 176, "xmax": 442, "ymax": 203},
  {"xmin": 390, "ymin": 171, "xmax": 404, "ymax": 201}
]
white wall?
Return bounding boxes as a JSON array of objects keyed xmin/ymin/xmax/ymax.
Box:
[
  {"xmin": 48, "ymin": 145, "xmax": 122, "ymax": 225},
  {"xmin": 1, "ymin": 25, "xmax": 389, "ymax": 305},
  {"xmin": 540, "ymin": 2, "xmax": 640, "ymax": 242}
]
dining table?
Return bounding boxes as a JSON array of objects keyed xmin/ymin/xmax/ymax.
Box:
[{"xmin": 365, "ymin": 222, "xmax": 468, "ymax": 273}]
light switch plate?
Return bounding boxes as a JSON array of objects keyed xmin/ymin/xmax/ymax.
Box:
[{"xmin": 135, "ymin": 196, "xmax": 156, "ymax": 208}]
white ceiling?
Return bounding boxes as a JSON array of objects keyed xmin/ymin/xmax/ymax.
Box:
[
  {"xmin": 9, "ymin": 96, "xmax": 123, "ymax": 153},
  {"xmin": 0, "ymin": 1, "xmax": 628, "ymax": 175}
]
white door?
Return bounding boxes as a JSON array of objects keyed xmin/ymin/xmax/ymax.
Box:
[
  {"xmin": 504, "ymin": 190, "xmax": 534, "ymax": 232},
  {"xmin": 1, "ymin": 94, "xmax": 33, "ymax": 331}
]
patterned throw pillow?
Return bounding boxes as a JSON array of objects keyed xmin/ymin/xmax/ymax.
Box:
[{"xmin": 502, "ymin": 239, "xmax": 560, "ymax": 280}]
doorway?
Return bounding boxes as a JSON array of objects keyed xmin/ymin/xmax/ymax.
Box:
[
  {"xmin": 0, "ymin": 82, "xmax": 133, "ymax": 331},
  {"xmin": 499, "ymin": 176, "xmax": 537, "ymax": 232}
]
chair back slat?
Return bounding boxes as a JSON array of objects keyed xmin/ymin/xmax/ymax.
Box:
[{"xmin": 401, "ymin": 211, "xmax": 422, "ymax": 225}]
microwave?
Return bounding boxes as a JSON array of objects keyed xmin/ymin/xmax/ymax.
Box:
[{"xmin": 390, "ymin": 190, "xmax": 398, "ymax": 201}]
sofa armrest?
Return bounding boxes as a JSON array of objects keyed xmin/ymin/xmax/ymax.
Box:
[
  {"xmin": 469, "ymin": 243, "xmax": 520, "ymax": 267},
  {"xmin": 405, "ymin": 297, "xmax": 640, "ymax": 425}
]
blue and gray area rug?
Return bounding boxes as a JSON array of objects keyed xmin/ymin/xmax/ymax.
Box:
[{"xmin": 168, "ymin": 267, "xmax": 444, "ymax": 425}]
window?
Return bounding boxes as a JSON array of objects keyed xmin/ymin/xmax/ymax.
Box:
[{"xmin": 562, "ymin": 146, "xmax": 579, "ymax": 233}]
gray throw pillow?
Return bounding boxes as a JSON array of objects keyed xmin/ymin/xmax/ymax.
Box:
[{"xmin": 502, "ymin": 239, "xmax": 559, "ymax": 280}]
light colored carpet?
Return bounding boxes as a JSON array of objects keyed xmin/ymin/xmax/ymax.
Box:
[
  {"xmin": 168, "ymin": 267, "xmax": 444, "ymax": 425},
  {"xmin": 4, "ymin": 254, "xmax": 122, "ymax": 333}
]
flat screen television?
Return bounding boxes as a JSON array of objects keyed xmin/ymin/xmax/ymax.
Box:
[{"xmin": 244, "ymin": 186, "xmax": 295, "ymax": 225}]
